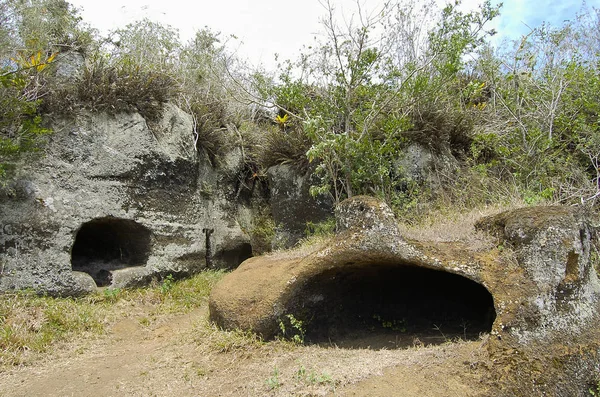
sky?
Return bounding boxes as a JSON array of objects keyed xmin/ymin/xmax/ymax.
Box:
[{"xmin": 68, "ymin": 0, "xmax": 590, "ymax": 70}]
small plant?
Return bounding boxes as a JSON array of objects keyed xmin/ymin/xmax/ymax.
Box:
[
  {"xmin": 590, "ymin": 377, "xmax": 600, "ymax": 396},
  {"xmin": 278, "ymin": 314, "xmax": 306, "ymax": 344},
  {"xmin": 266, "ymin": 366, "xmax": 281, "ymax": 390},
  {"xmin": 199, "ymin": 181, "xmax": 214, "ymax": 198},
  {"xmin": 295, "ymin": 365, "xmax": 333, "ymax": 386},
  {"xmin": 372, "ymin": 314, "xmax": 406, "ymax": 332},
  {"xmin": 305, "ymin": 218, "xmax": 336, "ymax": 238},
  {"xmin": 248, "ymin": 211, "xmax": 275, "ymax": 255},
  {"xmin": 160, "ymin": 274, "xmax": 175, "ymax": 295},
  {"xmin": 103, "ymin": 288, "xmax": 121, "ymax": 302}
]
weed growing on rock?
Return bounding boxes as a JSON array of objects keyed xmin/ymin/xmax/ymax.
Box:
[{"xmin": 305, "ymin": 217, "xmax": 336, "ymax": 238}]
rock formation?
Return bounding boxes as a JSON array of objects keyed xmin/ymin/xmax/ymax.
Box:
[
  {"xmin": 210, "ymin": 196, "xmax": 600, "ymax": 394},
  {"xmin": 0, "ymin": 105, "xmax": 255, "ymax": 295},
  {"xmin": 267, "ymin": 163, "xmax": 333, "ymax": 249}
]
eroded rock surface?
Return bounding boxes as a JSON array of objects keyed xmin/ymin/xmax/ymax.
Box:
[
  {"xmin": 0, "ymin": 105, "xmax": 254, "ymax": 295},
  {"xmin": 210, "ymin": 196, "xmax": 600, "ymax": 395},
  {"xmin": 267, "ymin": 164, "xmax": 333, "ymax": 249}
]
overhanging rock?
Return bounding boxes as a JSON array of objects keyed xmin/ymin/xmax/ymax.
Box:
[{"xmin": 209, "ymin": 196, "xmax": 600, "ymax": 348}]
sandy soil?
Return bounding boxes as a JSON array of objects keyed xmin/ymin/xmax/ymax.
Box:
[{"xmin": 0, "ymin": 303, "xmax": 490, "ymax": 397}]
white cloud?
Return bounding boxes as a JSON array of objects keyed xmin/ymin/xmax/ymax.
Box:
[{"xmin": 69, "ymin": 0, "xmax": 586, "ymax": 69}]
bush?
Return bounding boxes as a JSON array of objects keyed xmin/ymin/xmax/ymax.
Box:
[
  {"xmin": 252, "ymin": 123, "xmax": 311, "ymax": 170},
  {"xmin": 43, "ymin": 55, "xmax": 178, "ymax": 120}
]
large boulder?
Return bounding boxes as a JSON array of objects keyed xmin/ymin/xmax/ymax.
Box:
[
  {"xmin": 0, "ymin": 105, "xmax": 253, "ymax": 295},
  {"xmin": 209, "ymin": 197, "xmax": 600, "ymax": 395},
  {"xmin": 475, "ymin": 206, "xmax": 600, "ymax": 341}
]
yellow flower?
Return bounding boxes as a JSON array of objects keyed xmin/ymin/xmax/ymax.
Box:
[{"xmin": 275, "ymin": 114, "xmax": 289, "ymax": 126}]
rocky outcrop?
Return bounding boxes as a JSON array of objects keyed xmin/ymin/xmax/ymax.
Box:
[
  {"xmin": 211, "ymin": 198, "xmax": 600, "ymax": 342},
  {"xmin": 209, "ymin": 197, "xmax": 600, "ymax": 393},
  {"xmin": 0, "ymin": 104, "xmax": 254, "ymax": 295},
  {"xmin": 267, "ymin": 164, "xmax": 333, "ymax": 249},
  {"xmin": 475, "ymin": 206, "xmax": 600, "ymax": 341}
]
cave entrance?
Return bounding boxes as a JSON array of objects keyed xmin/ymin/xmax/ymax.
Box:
[
  {"xmin": 289, "ymin": 263, "xmax": 496, "ymax": 350},
  {"xmin": 71, "ymin": 217, "xmax": 152, "ymax": 287}
]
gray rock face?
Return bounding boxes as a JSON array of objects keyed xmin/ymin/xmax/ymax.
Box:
[
  {"xmin": 0, "ymin": 104, "xmax": 253, "ymax": 295},
  {"xmin": 267, "ymin": 164, "xmax": 333, "ymax": 249},
  {"xmin": 395, "ymin": 143, "xmax": 457, "ymax": 184},
  {"xmin": 476, "ymin": 206, "xmax": 600, "ymax": 342}
]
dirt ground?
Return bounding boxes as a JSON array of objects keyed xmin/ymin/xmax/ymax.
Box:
[{"xmin": 0, "ymin": 302, "xmax": 490, "ymax": 397}]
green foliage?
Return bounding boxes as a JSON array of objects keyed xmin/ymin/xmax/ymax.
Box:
[
  {"xmin": 471, "ymin": 9, "xmax": 600, "ymax": 204},
  {"xmin": 295, "ymin": 365, "xmax": 334, "ymax": 386},
  {"xmin": 176, "ymin": 28, "xmax": 242, "ymax": 159},
  {"xmin": 108, "ymin": 18, "xmax": 180, "ymax": 72},
  {"xmin": 2, "ymin": 0, "xmax": 94, "ymax": 55},
  {"xmin": 102, "ymin": 287, "xmax": 121, "ymax": 302},
  {"xmin": 266, "ymin": 366, "xmax": 281, "ymax": 390},
  {"xmin": 305, "ymin": 218, "xmax": 336, "ymax": 238},
  {"xmin": 1, "ymin": 0, "xmax": 599, "ymax": 215},
  {"xmin": 278, "ymin": 314, "xmax": 306, "ymax": 345},
  {"xmin": 0, "ymin": 271, "xmax": 226, "ymax": 366},
  {"xmin": 247, "ymin": 210, "xmax": 275, "ymax": 255},
  {"xmin": 263, "ymin": 0, "xmax": 500, "ymax": 215},
  {"xmin": 372, "ymin": 314, "xmax": 407, "ymax": 332},
  {"xmin": 590, "ymin": 377, "xmax": 600, "ymax": 397},
  {"xmin": 160, "ymin": 274, "xmax": 175, "ymax": 295},
  {"xmin": 0, "ymin": 62, "xmax": 52, "ymax": 180},
  {"xmin": 0, "ymin": 291, "xmax": 106, "ymax": 365},
  {"xmin": 0, "ymin": 0, "xmax": 94, "ymax": 180}
]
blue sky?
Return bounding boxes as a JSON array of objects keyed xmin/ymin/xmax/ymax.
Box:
[
  {"xmin": 68, "ymin": 0, "xmax": 594, "ymax": 69},
  {"xmin": 491, "ymin": 0, "xmax": 589, "ymax": 43}
]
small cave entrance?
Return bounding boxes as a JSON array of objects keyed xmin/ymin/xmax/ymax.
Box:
[
  {"xmin": 288, "ymin": 263, "xmax": 496, "ymax": 350},
  {"xmin": 71, "ymin": 217, "xmax": 152, "ymax": 287},
  {"xmin": 213, "ymin": 242, "xmax": 253, "ymax": 269}
]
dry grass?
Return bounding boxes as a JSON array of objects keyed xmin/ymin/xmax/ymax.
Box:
[
  {"xmin": 0, "ymin": 270, "xmax": 225, "ymax": 368},
  {"xmin": 264, "ymin": 234, "xmax": 333, "ymax": 261},
  {"xmin": 396, "ymin": 203, "xmax": 524, "ymax": 250},
  {"xmin": 43, "ymin": 56, "xmax": 178, "ymax": 121}
]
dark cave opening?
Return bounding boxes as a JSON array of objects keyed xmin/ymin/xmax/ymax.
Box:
[
  {"xmin": 289, "ymin": 263, "xmax": 496, "ymax": 350},
  {"xmin": 71, "ymin": 217, "xmax": 152, "ymax": 287}
]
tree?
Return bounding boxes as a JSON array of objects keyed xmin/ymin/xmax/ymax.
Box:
[
  {"xmin": 0, "ymin": 0, "xmax": 91, "ymax": 181},
  {"xmin": 268, "ymin": 0, "xmax": 498, "ymax": 209},
  {"xmin": 473, "ymin": 5, "xmax": 600, "ymax": 204}
]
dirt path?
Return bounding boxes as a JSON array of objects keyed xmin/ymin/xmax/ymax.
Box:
[{"xmin": 0, "ymin": 303, "xmax": 489, "ymax": 397}]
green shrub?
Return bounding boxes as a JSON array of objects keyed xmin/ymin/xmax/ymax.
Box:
[{"xmin": 248, "ymin": 210, "xmax": 275, "ymax": 255}]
